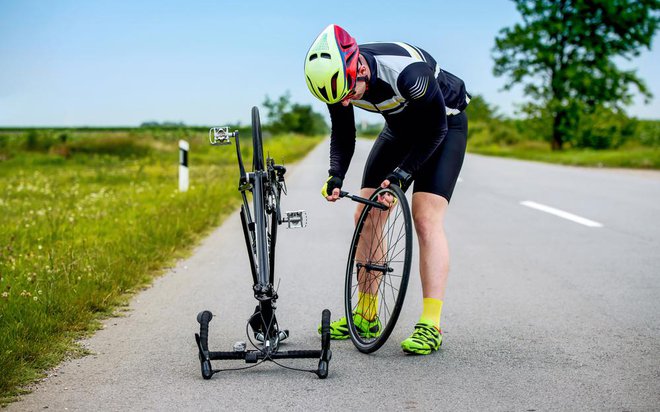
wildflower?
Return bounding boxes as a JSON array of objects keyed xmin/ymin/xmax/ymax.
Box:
[
  {"xmin": 38, "ymin": 245, "xmax": 43, "ymax": 250},
  {"xmin": 33, "ymin": 296, "xmax": 38, "ymax": 301},
  {"xmin": 1, "ymin": 292, "xmax": 8, "ymax": 299}
]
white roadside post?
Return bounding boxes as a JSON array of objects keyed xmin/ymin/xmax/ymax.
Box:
[{"xmin": 179, "ymin": 140, "xmax": 189, "ymax": 192}]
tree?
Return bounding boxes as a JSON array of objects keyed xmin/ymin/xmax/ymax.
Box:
[
  {"xmin": 465, "ymin": 94, "xmax": 500, "ymax": 123},
  {"xmin": 493, "ymin": 0, "xmax": 659, "ymax": 150},
  {"xmin": 263, "ymin": 92, "xmax": 328, "ymax": 135}
]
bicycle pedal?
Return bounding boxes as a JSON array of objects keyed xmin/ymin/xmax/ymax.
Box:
[
  {"xmin": 232, "ymin": 341, "xmax": 247, "ymax": 352},
  {"xmin": 283, "ymin": 210, "xmax": 307, "ymax": 229},
  {"xmin": 208, "ymin": 126, "xmax": 235, "ymax": 146}
]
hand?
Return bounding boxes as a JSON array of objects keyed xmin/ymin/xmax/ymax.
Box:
[
  {"xmin": 381, "ymin": 167, "xmax": 412, "ymax": 192},
  {"xmin": 321, "ymin": 176, "xmax": 343, "ymax": 202},
  {"xmin": 376, "ymin": 191, "xmax": 397, "ymax": 208}
]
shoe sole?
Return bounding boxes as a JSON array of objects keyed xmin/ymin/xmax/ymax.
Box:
[
  {"xmin": 321, "ymin": 329, "xmax": 380, "ymax": 340},
  {"xmin": 402, "ymin": 346, "xmax": 435, "ymax": 355},
  {"xmin": 401, "ymin": 340, "xmax": 442, "ymax": 355}
]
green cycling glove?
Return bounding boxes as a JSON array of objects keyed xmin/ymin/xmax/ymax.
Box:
[{"xmin": 321, "ymin": 176, "xmax": 343, "ymax": 198}]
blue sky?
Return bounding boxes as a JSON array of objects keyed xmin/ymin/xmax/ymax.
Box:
[{"xmin": 0, "ymin": 0, "xmax": 658, "ymax": 127}]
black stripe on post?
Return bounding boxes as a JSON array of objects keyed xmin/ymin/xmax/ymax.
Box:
[{"xmin": 180, "ymin": 149, "xmax": 188, "ymax": 167}]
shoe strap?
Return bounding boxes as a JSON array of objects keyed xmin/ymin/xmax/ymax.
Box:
[{"xmin": 413, "ymin": 323, "xmax": 440, "ymax": 340}]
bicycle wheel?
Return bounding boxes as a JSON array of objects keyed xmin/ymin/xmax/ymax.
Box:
[{"xmin": 345, "ymin": 185, "xmax": 412, "ymax": 353}]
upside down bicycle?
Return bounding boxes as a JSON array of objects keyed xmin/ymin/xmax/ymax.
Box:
[{"xmin": 194, "ymin": 107, "xmax": 331, "ymax": 379}]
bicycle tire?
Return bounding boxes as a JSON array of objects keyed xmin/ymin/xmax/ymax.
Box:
[
  {"xmin": 251, "ymin": 106, "xmax": 264, "ymax": 172},
  {"xmin": 250, "ymin": 106, "xmax": 270, "ymax": 287},
  {"xmin": 344, "ymin": 185, "xmax": 412, "ymax": 353}
]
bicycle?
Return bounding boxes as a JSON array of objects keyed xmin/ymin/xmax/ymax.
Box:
[
  {"xmin": 194, "ymin": 106, "xmax": 332, "ymax": 379},
  {"xmin": 339, "ymin": 185, "xmax": 413, "ymax": 353}
]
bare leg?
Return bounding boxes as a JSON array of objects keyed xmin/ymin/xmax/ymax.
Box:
[
  {"xmin": 411, "ymin": 192, "xmax": 449, "ymax": 300},
  {"xmin": 354, "ymin": 188, "xmax": 381, "ymax": 296}
]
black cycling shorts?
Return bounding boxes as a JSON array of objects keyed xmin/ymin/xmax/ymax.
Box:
[{"xmin": 362, "ymin": 111, "xmax": 468, "ymax": 202}]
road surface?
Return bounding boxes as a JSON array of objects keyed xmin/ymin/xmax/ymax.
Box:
[{"xmin": 9, "ymin": 138, "xmax": 660, "ymax": 411}]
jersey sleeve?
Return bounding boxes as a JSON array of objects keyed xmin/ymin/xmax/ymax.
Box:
[
  {"xmin": 327, "ymin": 103, "xmax": 356, "ymax": 179},
  {"xmin": 396, "ymin": 62, "xmax": 448, "ymax": 175}
]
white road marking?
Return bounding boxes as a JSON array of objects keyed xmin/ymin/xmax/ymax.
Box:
[{"xmin": 520, "ymin": 201, "xmax": 603, "ymax": 228}]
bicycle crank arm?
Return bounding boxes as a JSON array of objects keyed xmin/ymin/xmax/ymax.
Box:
[{"xmin": 339, "ymin": 191, "xmax": 388, "ymax": 210}]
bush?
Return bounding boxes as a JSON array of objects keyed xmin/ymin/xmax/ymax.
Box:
[
  {"xmin": 263, "ymin": 92, "xmax": 328, "ymax": 135},
  {"xmin": 573, "ymin": 106, "xmax": 637, "ymax": 149},
  {"xmin": 490, "ymin": 119, "xmax": 524, "ymax": 146},
  {"xmin": 67, "ymin": 136, "xmax": 152, "ymax": 157},
  {"xmin": 635, "ymin": 120, "xmax": 660, "ymax": 147},
  {"xmin": 467, "ymin": 119, "xmax": 524, "ymax": 148},
  {"xmin": 23, "ymin": 130, "xmax": 60, "ymax": 152}
]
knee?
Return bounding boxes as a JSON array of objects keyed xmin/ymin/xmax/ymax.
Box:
[{"xmin": 413, "ymin": 211, "xmax": 443, "ymax": 243}]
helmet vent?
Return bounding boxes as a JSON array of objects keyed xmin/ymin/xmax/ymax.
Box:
[
  {"xmin": 318, "ymin": 86, "xmax": 329, "ymax": 102},
  {"xmin": 330, "ymin": 72, "xmax": 338, "ymax": 100},
  {"xmin": 346, "ymin": 50, "xmax": 356, "ymax": 64},
  {"xmin": 311, "ymin": 33, "xmax": 329, "ymax": 52},
  {"xmin": 309, "ymin": 54, "xmax": 318, "ymax": 61},
  {"xmin": 320, "ymin": 53, "xmax": 331, "ymax": 59}
]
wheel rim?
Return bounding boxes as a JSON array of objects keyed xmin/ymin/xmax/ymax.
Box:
[{"xmin": 345, "ymin": 186, "xmax": 412, "ymax": 352}]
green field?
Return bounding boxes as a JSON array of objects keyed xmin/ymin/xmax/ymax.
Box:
[
  {"xmin": 465, "ymin": 117, "xmax": 660, "ymax": 169},
  {"xmin": 468, "ymin": 140, "xmax": 660, "ymax": 169},
  {"xmin": 0, "ymin": 129, "xmax": 322, "ymax": 403}
]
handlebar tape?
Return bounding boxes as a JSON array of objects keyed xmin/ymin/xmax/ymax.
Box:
[{"xmin": 197, "ymin": 310, "xmax": 213, "ymax": 351}]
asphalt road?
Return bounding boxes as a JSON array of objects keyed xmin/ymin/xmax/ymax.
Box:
[{"xmin": 9, "ymin": 138, "xmax": 660, "ymax": 411}]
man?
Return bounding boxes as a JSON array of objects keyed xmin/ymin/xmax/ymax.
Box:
[{"xmin": 304, "ymin": 24, "xmax": 469, "ymax": 355}]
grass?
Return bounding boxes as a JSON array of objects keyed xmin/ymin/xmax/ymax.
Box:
[
  {"xmin": 468, "ymin": 141, "xmax": 660, "ymax": 169},
  {"xmin": 0, "ymin": 130, "xmax": 322, "ymax": 404}
]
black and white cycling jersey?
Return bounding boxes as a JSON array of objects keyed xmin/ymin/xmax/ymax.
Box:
[{"xmin": 327, "ymin": 42, "xmax": 470, "ymax": 179}]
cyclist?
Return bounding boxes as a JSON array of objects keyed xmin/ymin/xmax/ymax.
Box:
[{"xmin": 305, "ymin": 24, "xmax": 469, "ymax": 355}]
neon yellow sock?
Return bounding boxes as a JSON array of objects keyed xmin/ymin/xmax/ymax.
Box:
[
  {"xmin": 357, "ymin": 291, "xmax": 378, "ymax": 321},
  {"xmin": 420, "ymin": 298, "xmax": 443, "ymax": 328}
]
